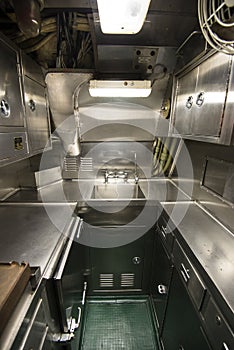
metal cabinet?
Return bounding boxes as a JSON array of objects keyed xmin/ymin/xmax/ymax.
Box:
[
  {"xmin": 89, "ymin": 231, "xmax": 152, "ymax": 293},
  {"xmin": 24, "ymin": 76, "xmax": 50, "ymax": 153},
  {"xmin": 0, "ymin": 35, "xmax": 30, "ymax": 165},
  {"xmin": 21, "ymin": 53, "xmax": 51, "ymax": 154},
  {"xmin": 53, "ymin": 217, "xmax": 85, "ymax": 347},
  {"xmin": 170, "ymin": 52, "xmax": 234, "ymax": 144},
  {"xmin": 0, "ymin": 39, "xmax": 24, "ymax": 127},
  {"xmin": 201, "ymin": 296, "xmax": 234, "ymax": 350},
  {"xmin": 191, "ymin": 54, "xmax": 229, "ymax": 137},
  {"xmin": 11, "ymin": 286, "xmax": 54, "ymax": 350},
  {"xmin": 161, "ymin": 239, "xmax": 211, "ymax": 350},
  {"xmin": 0, "ymin": 33, "xmax": 51, "ymax": 165},
  {"xmin": 173, "ymin": 240, "xmax": 206, "ymax": 310},
  {"xmin": 150, "ymin": 214, "xmax": 174, "ymax": 332},
  {"xmin": 161, "ymin": 268, "xmax": 211, "ymax": 350},
  {"xmin": 171, "ymin": 66, "xmax": 198, "ymax": 136}
]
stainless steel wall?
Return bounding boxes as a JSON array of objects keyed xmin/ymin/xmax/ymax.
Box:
[
  {"xmin": 79, "ymin": 141, "xmax": 153, "ymax": 180},
  {"xmin": 172, "ymin": 139, "xmax": 234, "ymax": 231},
  {"xmin": 0, "ymin": 158, "xmax": 35, "ymax": 200}
]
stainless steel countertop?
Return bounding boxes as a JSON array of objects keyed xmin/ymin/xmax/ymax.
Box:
[
  {"xmin": 6, "ymin": 179, "xmax": 189, "ymax": 203},
  {"xmin": 1, "ymin": 180, "xmax": 233, "ymax": 338},
  {"xmin": 161, "ymin": 201, "xmax": 234, "ymax": 321},
  {"xmin": 5, "ymin": 181, "xmax": 85, "ymax": 202},
  {"xmin": 0, "ymin": 202, "xmax": 77, "ymax": 350},
  {"xmin": 0, "ymin": 203, "xmax": 76, "ymax": 276},
  {"xmin": 2, "ymin": 178, "xmax": 187, "ymax": 278}
]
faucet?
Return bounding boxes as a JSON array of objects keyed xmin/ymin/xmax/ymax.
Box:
[
  {"xmin": 104, "ymin": 170, "xmax": 109, "ymax": 183},
  {"xmin": 104, "ymin": 169, "xmax": 128, "ymax": 183},
  {"xmin": 134, "ymin": 174, "xmax": 139, "ymax": 184}
]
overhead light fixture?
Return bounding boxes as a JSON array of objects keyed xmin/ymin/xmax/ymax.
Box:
[
  {"xmin": 89, "ymin": 80, "xmax": 152, "ymax": 97},
  {"xmin": 97, "ymin": 0, "xmax": 151, "ymax": 34}
]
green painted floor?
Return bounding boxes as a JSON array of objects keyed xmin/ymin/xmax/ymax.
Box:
[{"xmin": 79, "ymin": 298, "xmax": 159, "ymax": 350}]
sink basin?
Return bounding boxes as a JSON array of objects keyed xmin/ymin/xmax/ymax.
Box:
[
  {"xmin": 91, "ymin": 184, "xmax": 145, "ymax": 199},
  {"xmin": 77, "ymin": 201, "xmax": 146, "ymax": 226},
  {"xmin": 75, "ymin": 199, "xmax": 158, "ymax": 248}
]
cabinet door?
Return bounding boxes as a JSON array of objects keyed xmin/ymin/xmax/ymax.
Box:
[
  {"xmin": 90, "ymin": 234, "xmax": 148, "ymax": 292},
  {"xmin": 150, "ymin": 233, "xmax": 173, "ymax": 331},
  {"xmin": 202, "ymin": 297, "xmax": 234, "ymax": 350},
  {"xmin": 173, "ymin": 67, "xmax": 198, "ymax": 135},
  {"xmin": 161, "ymin": 269, "xmax": 211, "ymax": 350},
  {"xmin": 24, "ymin": 77, "xmax": 50, "ymax": 153},
  {"xmin": 0, "ymin": 40, "xmax": 24, "ymax": 127},
  {"xmin": 191, "ymin": 53, "xmax": 231, "ymax": 137}
]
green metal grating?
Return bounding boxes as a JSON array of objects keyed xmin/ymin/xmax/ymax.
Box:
[{"xmin": 80, "ymin": 298, "xmax": 159, "ymax": 350}]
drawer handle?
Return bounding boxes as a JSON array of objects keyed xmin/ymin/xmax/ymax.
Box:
[
  {"xmin": 186, "ymin": 95, "xmax": 193, "ymax": 109},
  {"xmin": 180, "ymin": 263, "xmax": 190, "ymax": 283},
  {"xmin": 222, "ymin": 343, "xmax": 230, "ymax": 350},
  {"xmin": 161, "ymin": 225, "xmax": 167, "ymax": 238},
  {"xmin": 196, "ymin": 92, "xmax": 205, "ymax": 107}
]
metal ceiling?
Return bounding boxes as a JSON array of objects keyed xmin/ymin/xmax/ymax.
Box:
[
  {"xmin": 0, "ymin": 0, "xmax": 200, "ymax": 144},
  {"xmin": 0, "ymin": 0, "xmax": 199, "ymax": 73}
]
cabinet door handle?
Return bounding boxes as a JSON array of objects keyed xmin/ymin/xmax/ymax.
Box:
[
  {"xmin": 0, "ymin": 99, "xmax": 10, "ymax": 117},
  {"xmin": 196, "ymin": 92, "xmax": 205, "ymax": 106},
  {"xmin": 28, "ymin": 99, "xmax": 36, "ymax": 112},
  {"xmin": 186, "ymin": 96, "xmax": 193, "ymax": 109},
  {"xmin": 158, "ymin": 284, "xmax": 167, "ymax": 295},
  {"xmin": 161, "ymin": 225, "xmax": 167, "ymax": 238},
  {"xmin": 180, "ymin": 263, "xmax": 190, "ymax": 283},
  {"xmin": 68, "ymin": 306, "xmax": 82, "ymax": 332}
]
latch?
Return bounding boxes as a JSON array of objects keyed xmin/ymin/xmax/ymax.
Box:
[
  {"xmin": 67, "ymin": 306, "xmax": 82, "ymax": 333},
  {"xmin": 0, "ymin": 99, "xmax": 10, "ymax": 118},
  {"xmin": 185, "ymin": 95, "xmax": 193, "ymax": 109},
  {"xmin": 28, "ymin": 99, "xmax": 36, "ymax": 112},
  {"xmin": 196, "ymin": 91, "xmax": 205, "ymax": 107},
  {"xmin": 158, "ymin": 284, "xmax": 167, "ymax": 295}
]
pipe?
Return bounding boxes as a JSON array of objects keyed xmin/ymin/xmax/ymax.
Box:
[
  {"xmin": 12, "ymin": 0, "xmax": 42, "ymax": 38},
  {"xmin": 152, "ymin": 138, "xmax": 162, "ymax": 170},
  {"xmin": 156, "ymin": 138, "xmax": 171, "ymax": 175},
  {"xmin": 69, "ymin": 79, "xmax": 90, "ymax": 156},
  {"xmin": 161, "ymin": 138, "xmax": 178, "ymax": 175},
  {"xmin": 153, "ymin": 138, "xmax": 178, "ymax": 177},
  {"xmin": 24, "ymin": 32, "xmax": 56, "ymax": 53}
]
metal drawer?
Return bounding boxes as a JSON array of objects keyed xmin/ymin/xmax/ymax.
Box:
[
  {"xmin": 173, "ymin": 240, "xmax": 206, "ymax": 310},
  {"xmin": 157, "ymin": 215, "xmax": 174, "ymax": 254},
  {"xmin": 202, "ymin": 297, "xmax": 234, "ymax": 350}
]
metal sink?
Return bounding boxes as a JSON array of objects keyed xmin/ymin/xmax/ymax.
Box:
[
  {"xmin": 76, "ymin": 200, "xmax": 147, "ymax": 227},
  {"xmin": 75, "ymin": 199, "xmax": 158, "ymax": 248},
  {"xmin": 91, "ymin": 184, "xmax": 145, "ymax": 199}
]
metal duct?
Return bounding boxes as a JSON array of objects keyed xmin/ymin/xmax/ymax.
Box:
[{"xmin": 12, "ymin": 0, "xmax": 44, "ymax": 38}]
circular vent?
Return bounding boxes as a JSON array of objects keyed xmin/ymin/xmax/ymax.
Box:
[{"xmin": 198, "ymin": 0, "xmax": 234, "ymax": 54}]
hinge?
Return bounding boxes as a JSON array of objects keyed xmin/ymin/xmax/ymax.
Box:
[
  {"xmin": 17, "ymin": 62, "xmax": 22, "ymax": 77},
  {"xmin": 52, "ymin": 306, "xmax": 82, "ymax": 343},
  {"xmin": 52, "ymin": 333, "xmax": 74, "ymax": 343}
]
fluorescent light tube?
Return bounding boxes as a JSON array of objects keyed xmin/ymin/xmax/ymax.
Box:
[
  {"xmin": 97, "ymin": 0, "xmax": 151, "ymax": 34},
  {"xmin": 89, "ymin": 80, "xmax": 152, "ymax": 97}
]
